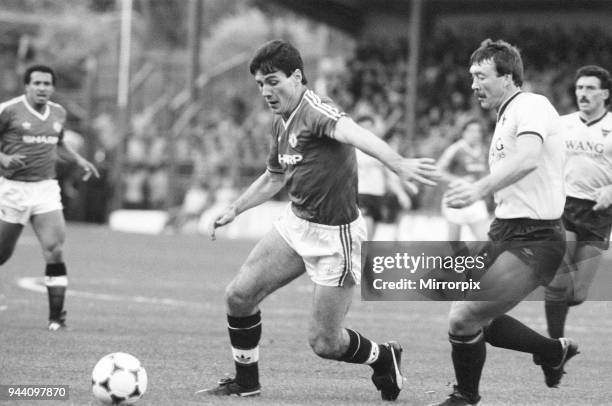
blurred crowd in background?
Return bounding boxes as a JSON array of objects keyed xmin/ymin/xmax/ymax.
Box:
[
  {"xmin": 1, "ymin": 1, "xmax": 609, "ymax": 229},
  {"xmin": 132, "ymin": 23, "xmax": 611, "ymax": 232}
]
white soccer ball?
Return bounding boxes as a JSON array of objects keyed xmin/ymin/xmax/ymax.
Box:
[{"xmin": 91, "ymin": 352, "xmax": 148, "ymax": 405}]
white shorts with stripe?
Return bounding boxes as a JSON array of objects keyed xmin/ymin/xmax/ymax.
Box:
[
  {"xmin": 0, "ymin": 177, "xmax": 63, "ymax": 225},
  {"xmin": 274, "ymin": 203, "xmax": 367, "ymax": 287}
]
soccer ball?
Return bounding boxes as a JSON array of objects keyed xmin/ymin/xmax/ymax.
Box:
[{"xmin": 91, "ymin": 352, "xmax": 148, "ymax": 405}]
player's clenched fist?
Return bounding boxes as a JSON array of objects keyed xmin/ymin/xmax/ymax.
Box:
[{"xmin": 593, "ymin": 185, "xmax": 612, "ymax": 211}]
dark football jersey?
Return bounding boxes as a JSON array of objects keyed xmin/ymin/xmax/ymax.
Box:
[
  {"xmin": 445, "ymin": 139, "xmax": 488, "ymax": 181},
  {"xmin": 266, "ymin": 89, "xmax": 358, "ymax": 225},
  {"xmin": 0, "ymin": 95, "xmax": 66, "ymax": 181}
]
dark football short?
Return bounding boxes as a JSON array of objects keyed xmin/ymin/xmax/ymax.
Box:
[
  {"xmin": 483, "ymin": 217, "xmax": 566, "ymax": 286},
  {"xmin": 381, "ymin": 194, "xmax": 401, "ymax": 223},
  {"xmin": 563, "ymin": 196, "xmax": 612, "ymax": 250},
  {"xmin": 358, "ymin": 194, "xmax": 385, "ymax": 222}
]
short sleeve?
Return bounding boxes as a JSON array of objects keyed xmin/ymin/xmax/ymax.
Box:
[
  {"xmin": 515, "ymin": 96, "xmax": 554, "ymax": 142},
  {"xmin": 304, "ymin": 92, "xmax": 345, "ymax": 139},
  {"xmin": 0, "ymin": 104, "xmax": 12, "ymax": 137},
  {"xmin": 56, "ymin": 105, "xmax": 67, "ymax": 142},
  {"xmin": 266, "ymin": 131, "xmax": 284, "ymax": 174},
  {"xmin": 313, "ymin": 110, "xmax": 343, "ymax": 139}
]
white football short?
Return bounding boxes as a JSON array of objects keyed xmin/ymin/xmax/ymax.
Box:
[
  {"xmin": 441, "ymin": 199, "xmax": 489, "ymax": 226},
  {"xmin": 274, "ymin": 203, "xmax": 367, "ymax": 287},
  {"xmin": 0, "ymin": 177, "xmax": 63, "ymax": 225}
]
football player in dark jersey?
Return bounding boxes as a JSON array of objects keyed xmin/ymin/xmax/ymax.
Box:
[
  {"xmin": 0, "ymin": 65, "xmax": 99, "ymax": 331},
  {"xmin": 200, "ymin": 40, "xmax": 439, "ymax": 401}
]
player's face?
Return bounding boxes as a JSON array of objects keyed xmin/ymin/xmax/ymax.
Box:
[
  {"xmin": 575, "ymin": 76, "xmax": 609, "ymax": 116},
  {"xmin": 25, "ymin": 71, "xmax": 54, "ymax": 106},
  {"xmin": 470, "ymin": 59, "xmax": 510, "ymax": 111},
  {"xmin": 254, "ymin": 69, "xmax": 302, "ymax": 117}
]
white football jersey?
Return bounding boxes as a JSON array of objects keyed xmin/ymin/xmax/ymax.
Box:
[
  {"xmin": 562, "ymin": 111, "xmax": 612, "ymax": 201},
  {"xmin": 489, "ymin": 91, "xmax": 565, "ymax": 219}
]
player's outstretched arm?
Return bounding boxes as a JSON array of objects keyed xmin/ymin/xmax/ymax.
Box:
[
  {"xmin": 57, "ymin": 138, "xmax": 100, "ymax": 181},
  {"xmin": 333, "ymin": 116, "xmax": 439, "ymax": 186},
  {"xmin": 445, "ymin": 134, "xmax": 541, "ymax": 209},
  {"xmin": 208, "ymin": 170, "xmax": 285, "ymax": 240}
]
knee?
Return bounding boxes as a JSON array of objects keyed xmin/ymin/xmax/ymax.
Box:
[
  {"xmin": 224, "ymin": 282, "xmax": 256, "ymax": 314},
  {"xmin": 308, "ymin": 328, "xmax": 342, "ymax": 359},
  {"xmin": 42, "ymin": 241, "xmax": 63, "ymax": 262},
  {"xmin": 448, "ymin": 308, "xmax": 480, "ymax": 336}
]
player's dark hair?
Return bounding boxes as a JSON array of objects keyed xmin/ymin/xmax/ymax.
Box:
[
  {"xmin": 249, "ymin": 39, "xmax": 307, "ymax": 85},
  {"xmin": 575, "ymin": 65, "xmax": 612, "ymax": 106},
  {"xmin": 469, "ymin": 39, "xmax": 523, "ymax": 87},
  {"xmin": 24, "ymin": 64, "xmax": 56, "ymax": 85}
]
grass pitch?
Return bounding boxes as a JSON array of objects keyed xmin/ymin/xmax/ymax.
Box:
[{"xmin": 0, "ymin": 224, "xmax": 611, "ymax": 405}]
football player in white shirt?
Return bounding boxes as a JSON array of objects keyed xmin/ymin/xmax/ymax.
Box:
[
  {"xmin": 433, "ymin": 40, "xmax": 577, "ymax": 406},
  {"xmin": 544, "ymin": 65, "xmax": 612, "ymax": 341}
]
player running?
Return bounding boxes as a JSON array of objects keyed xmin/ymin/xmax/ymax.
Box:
[
  {"xmin": 544, "ymin": 65, "xmax": 612, "ymax": 344},
  {"xmin": 199, "ymin": 39, "xmax": 439, "ymax": 401},
  {"xmin": 433, "ymin": 39, "xmax": 577, "ymax": 406},
  {"xmin": 0, "ymin": 65, "xmax": 99, "ymax": 330}
]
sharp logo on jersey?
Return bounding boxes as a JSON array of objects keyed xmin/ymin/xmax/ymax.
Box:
[
  {"xmin": 565, "ymin": 139, "xmax": 604, "ymax": 154},
  {"xmin": 278, "ymin": 153, "xmax": 303, "ymax": 165},
  {"xmin": 602, "ymin": 129, "xmax": 610, "ymax": 137},
  {"xmin": 22, "ymin": 135, "xmax": 59, "ymax": 144},
  {"xmin": 288, "ymin": 132, "xmax": 298, "ymax": 148},
  {"xmin": 22, "ymin": 122, "xmax": 31, "ymax": 129},
  {"xmin": 53, "ymin": 122, "xmax": 62, "ymax": 133}
]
